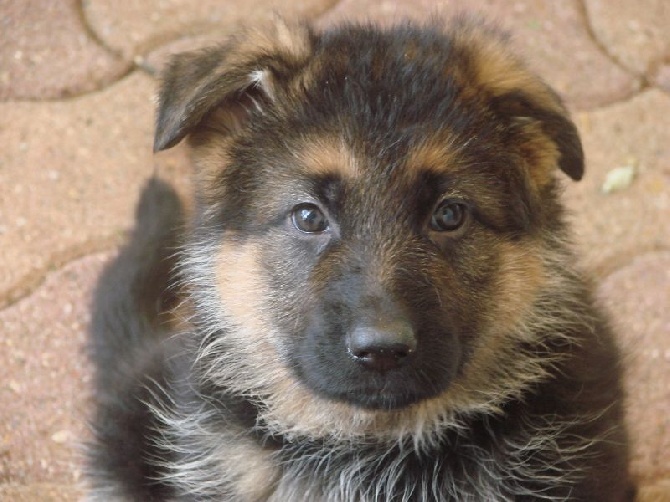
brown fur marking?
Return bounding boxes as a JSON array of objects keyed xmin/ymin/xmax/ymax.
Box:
[{"xmin": 297, "ymin": 136, "xmax": 360, "ymax": 178}]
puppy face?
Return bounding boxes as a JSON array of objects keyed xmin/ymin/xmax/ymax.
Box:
[{"xmin": 156, "ymin": 18, "xmax": 583, "ymax": 438}]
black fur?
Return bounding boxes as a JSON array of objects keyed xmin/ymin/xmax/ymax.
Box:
[{"xmin": 87, "ymin": 179, "xmax": 183, "ymax": 500}]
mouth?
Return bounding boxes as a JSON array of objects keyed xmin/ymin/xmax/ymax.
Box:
[
  {"xmin": 343, "ymin": 391, "xmax": 426, "ymax": 410},
  {"xmin": 326, "ymin": 373, "xmax": 445, "ymax": 411}
]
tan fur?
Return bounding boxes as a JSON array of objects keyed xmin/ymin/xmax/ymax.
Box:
[
  {"xmin": 296, "ymin": 136, "xmax": 360, "ymax": 178},
  {"xmin": 187, "ymin": 134, "xmax": 234, "ymax": 202},
  {"xmin": 229, "ymin": 18, "xmax": 314, "ymax": 105},
  {"xmin": 406, "ymin": 136, "xmax": 461, "ymax": 175},
  {"xmin": 490, "ymin": 239, "xmax": 547, "ymax": 336},
  {"xmin": 452, "ymin": 24, "xmax": 555, "ymax": 106},
  {"xmin": 515, "ymin": 119, "xmax": 561, "ymax": 189},
  {"xmin": 218, "ymin": 18, "xmax": 311, "ymax": 89},
  {"xmin": 222, "ymin": 440, "xmax": 279, "ymax": 500},
  {"xmin": 214, "ymin": 239, "xmax": 277, "ymax": 352}
]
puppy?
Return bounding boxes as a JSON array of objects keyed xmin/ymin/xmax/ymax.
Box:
[{"xmin": 86, "ymin": 17, "xmax": 633, "ymax": 501}]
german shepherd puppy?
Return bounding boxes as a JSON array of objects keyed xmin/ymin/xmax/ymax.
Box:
[{"xmin": 86, "ymin": 17, "xmax": 633, "ymax": 501}]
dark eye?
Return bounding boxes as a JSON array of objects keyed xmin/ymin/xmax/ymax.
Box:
[
  {"xmin": 430, "ymin": 200, "xmax": 467, "ymax": 232},
  {"xmin": 291, "ymin": 204, "xmax": 329, "ymax": 233}
]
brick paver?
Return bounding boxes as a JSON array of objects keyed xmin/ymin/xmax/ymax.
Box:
[
  {"xmin": 0, "ymin": 73, "xmax": 191, "ymax": 309},
  {"xmin": 0, "ymin": 254, "xmax": 107, "ymax": 498},
  {"xmin": 654, "ymin": 64, "xmax": 670, "ymax": 93},
  {"xmin": 0, "ymin": 484, "xmax": 81, "ymax": 501},
  {"xmin": 586, "ymin": 0, "xmax": 670, "ymax": 75},
  {"xmin": 567, "ymin": 89, "xmax": 670, "ymax": 276},
  {"xmin": 598, "ymin": 251, "xmax": 670, "ymax": 484},
  {"xmin": 0, "ymin": 0, "xmax": 130, "ymax": 100},
  {"xmin": 1, "ymin": 0, "xmax": 668, "ymax": 500},
  {"xmin": 84, "ymin": 0, "xmax": 337, "ymax": 59}
]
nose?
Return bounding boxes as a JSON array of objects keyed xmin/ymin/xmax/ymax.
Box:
[{"xmin": 346, "ymin": 320, "xmax": 417, "ymax": 372}]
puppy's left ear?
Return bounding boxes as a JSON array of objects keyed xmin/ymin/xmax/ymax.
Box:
[
  {"xmin": 453, "ymin": 19, "xmax": 584, "ymax": 184},
  {"xmin": 154, "ymin": 18, "xmax": 313, "ymax": 152},
  {"xmin": 491, "ymin": 89, "xmax": 584, "ymax": 183}
]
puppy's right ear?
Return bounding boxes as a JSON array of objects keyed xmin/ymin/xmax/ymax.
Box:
[{"xmin": 154, "ymin": 19, "xmax": 313, "ymax": 152}]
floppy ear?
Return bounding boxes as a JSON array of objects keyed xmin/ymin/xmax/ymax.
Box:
[
  {"xmin": 451, "ymin": 18, "xmax": 584, "ymax": 183},
  {"xmin": 491, "ymin": 90, "xmax": 584, "ymax": 183},
  {"xmin": 154, "ymin": 18, "xmax": 313, "ymax": 152}
]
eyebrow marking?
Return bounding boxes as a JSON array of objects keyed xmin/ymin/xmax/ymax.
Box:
[
  {"xmin": 406, "ymin": 136, "xmax": 460, "ymax": 175},
  {"xmin": 296, "ymin": 136, "xmax": 360, "ymax": 178}
]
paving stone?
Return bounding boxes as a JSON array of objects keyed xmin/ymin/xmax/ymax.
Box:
[
  {"xmin": 0, "ymin": 0, "xmax": 130, "ymax": 100},
  {"xmin": 0, "ymin": 71, "xmax": 191, "ymax": 308},
  {"xmin": 565, "ymin": 89, "xmax": 670, "ymax": 277},
  {"xmin": 83, "ymin": 0, "xmax": 338, "ymax": 60},
  {"xmin": 0, "ymin": 484, "xmax": 80, "ymax": 502},
  {"xmin": 0, "ymin": 254, "xmax": 106, "ymax": 486},
  {"xmin": 316, "ymin": 0, "xmax": 639, "ymax": 110},
  {"xmin": 585, "ymin": 0, "xmax": 670, "ymax": 75},
  {"xmin": 597, "ymin": 251, "xmax": 670, "ymax": 484},
  {"xmin": 652, "ymin": 64, "xmax": 670, "ymax": 93},
  {"xmin": 638, "ymin": 480, "xmax": 670, "ymax": 502}
]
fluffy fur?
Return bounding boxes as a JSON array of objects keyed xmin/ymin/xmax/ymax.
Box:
[{"xmin": 86, "ymin": 17, "xmax": 633, "ymax": 501}]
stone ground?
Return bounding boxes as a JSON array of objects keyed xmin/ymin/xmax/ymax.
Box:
[{"xmin": 1, "ymin": 0, "xmax": 668, "ymax": 500}]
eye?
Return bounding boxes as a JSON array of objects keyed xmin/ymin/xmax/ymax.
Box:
[
  {"xmin": 291, "ymin": 203, "xmax": 329, "ymax": 233},
  {"xmin": 430, "ymin": 200, "xmax": 467, "ymax": 232}
]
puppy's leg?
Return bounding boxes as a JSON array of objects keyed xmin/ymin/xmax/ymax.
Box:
[{"xmin": 87, "ymin": 178, "xmax": 183, "ymax": 501}]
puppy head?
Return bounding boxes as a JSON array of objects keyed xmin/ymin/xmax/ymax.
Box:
[{"xmin": 156, "ymin": 17, "xmax": 584, "ymax": 440}]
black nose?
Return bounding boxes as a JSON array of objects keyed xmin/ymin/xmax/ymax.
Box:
[{"xmin": 347, "ymin": 321, "xmax": 417, "ymax": 372}]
